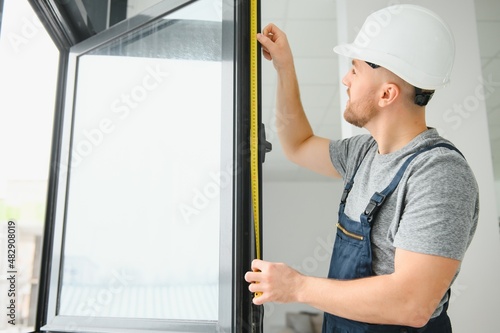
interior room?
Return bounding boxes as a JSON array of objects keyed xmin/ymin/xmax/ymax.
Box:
[{"xmin": 0, "ymin": 0, "xmax": 499, "ymax": 333}]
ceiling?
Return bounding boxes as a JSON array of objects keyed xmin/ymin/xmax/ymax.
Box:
[{"xmin": 260, "ymin": 0, "xmax": 500, "ymax": 182}]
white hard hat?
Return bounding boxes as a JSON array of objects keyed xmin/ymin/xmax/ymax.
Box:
[{"xmin": 334, "ymin": 4, "xmax": 455, "ymax": 90}]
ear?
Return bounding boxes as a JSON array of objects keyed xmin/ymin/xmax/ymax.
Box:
[{"xmin": 378, "ymin": 83, "xmax": 400, "ymax": 107}]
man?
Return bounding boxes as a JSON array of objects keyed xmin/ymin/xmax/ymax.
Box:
[{"xmin": 244, "ymin": 4, "xmax": 479, "ymax": 333}]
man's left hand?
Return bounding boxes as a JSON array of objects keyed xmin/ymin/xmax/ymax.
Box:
[{"xmin": 244, "ymin": 259, "xmax": 305, "ymax": 305}]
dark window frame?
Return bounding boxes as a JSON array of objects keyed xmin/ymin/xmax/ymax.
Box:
[{"xmin": 28, "ymin": 0, "xmax": 262, "ymax": 332}]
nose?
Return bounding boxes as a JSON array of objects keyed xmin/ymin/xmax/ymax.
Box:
[{"xmin": 342, "ymin": 72, "xmax": 350, "ymax": 87}]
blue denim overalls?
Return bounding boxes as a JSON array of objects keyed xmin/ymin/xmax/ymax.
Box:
[{"xmin": 322, "ymin": 143, "xmax": 463, "ymax": 333}]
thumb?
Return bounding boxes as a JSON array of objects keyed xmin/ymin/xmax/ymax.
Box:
[{"xmin": 256, "ymin": 33, "xmax": 276, "ymax": 53}]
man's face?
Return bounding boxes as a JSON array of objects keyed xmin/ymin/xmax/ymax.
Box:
[{"xmin": 341, "ymin": 59, "xmax": 379, "ymax": 128}]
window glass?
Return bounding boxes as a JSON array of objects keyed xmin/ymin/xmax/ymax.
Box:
[
  {"xmin": 71, "ymin": 0, "xmax": 210, "ymax": 35},
  {"xmin": 57, "ymin": 0, "xmax": 224, "ymax": 321}
]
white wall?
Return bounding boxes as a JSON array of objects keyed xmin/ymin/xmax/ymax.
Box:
[
  {"xmin": 496, "ymin": 180, "xmax": 500, "ymax": 220},
  {"xmin": 495, "ymin": 181, "xmax": 500, "ymax": 237},
  {"xmin": 262, "ymin": 181, "xmax": 343, "ymax": 333}
]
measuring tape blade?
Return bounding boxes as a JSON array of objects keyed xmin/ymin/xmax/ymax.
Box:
[
  {"xmin": 250, "ymin": 0, "xmax": 261, "ymax": 261},
  {"xmin": 250, "ymin": 0, "xmax": 264, "ymax": 302}
]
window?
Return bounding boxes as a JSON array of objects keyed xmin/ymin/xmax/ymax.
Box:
[{"xmin": 40, "ymin": 0, "xmax": 247, "ymax": 332}]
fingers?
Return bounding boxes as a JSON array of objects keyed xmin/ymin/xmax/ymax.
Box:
[
  {"xmin": 256, "ymin": 33, "xmax": 275, "ymax": 60},
  {"xmin": 246, "ymin": 279, "xmax": 265, "ymax": 305},
  {"xmin": 245, "ymin": 260, "xmax": 301, "ymax": 305},
  {"xmin": 252, "ymin": 292, "xmax": 266, "ymax": 305},
  {"xmin": 244, "ymin": 259, "xmax": 265, "ymax": 283},
  {"xmin": 245, "ymin": 260, "xmax": 266, "ymax": 302},
  {"xmin": 262, "ymin": 23, "xmax": 283, "ymax": 38},
  {"xmin": 244, "ymin": 270, "xmax": 259, "ymax": 283},
  {"xmin": 256, "ymin": 23, "xmax": 294, "ymax": 70},
  {"xmin": 248, "ymin": 280, "xmax": 263, "ymax": 294},
  {"xmin": 262, "ymin": 49, "xmax": 272, "ymax": 61},
  {"xmin": 257, "ymin": 23, "xmax": 285, "ymax": 60},
  {"xmin": 251, "ymin": 258, "xmax": 264, "ymax": 271}
]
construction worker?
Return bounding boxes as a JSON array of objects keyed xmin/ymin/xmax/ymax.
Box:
[{"xmin": 245, "ymin": 5, "xmax": 478, "ymax": 332}]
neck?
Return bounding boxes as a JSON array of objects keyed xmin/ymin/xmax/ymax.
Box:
[{"xmin": 366, "ymin": 107, "xmax": 428, "ymax": 155}]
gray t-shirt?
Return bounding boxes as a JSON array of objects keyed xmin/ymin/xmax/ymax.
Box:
[{"xmin": 329, "ymin": 128, "xmax": 479, "ymax": 317}]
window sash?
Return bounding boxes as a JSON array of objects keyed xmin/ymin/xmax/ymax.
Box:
[{"xmin": 41, "ymin": 1, "xmax": 235, "ymax": 331}]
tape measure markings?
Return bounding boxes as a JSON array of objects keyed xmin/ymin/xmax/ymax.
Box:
[{"xmin": 250, "ymin": 0, "xmax": 261, "ymax": 261}]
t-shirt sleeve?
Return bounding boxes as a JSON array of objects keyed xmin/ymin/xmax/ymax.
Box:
[
  {"xmin": 393, "ymin": 149, "xmax": 479, "ymax": 261},
  {"xmin": 329, "ymin": 134, "xmax": 375, "ymax": 180}
]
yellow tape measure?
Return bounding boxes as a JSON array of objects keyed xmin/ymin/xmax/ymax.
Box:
[
  {"xmin": 250, "ymin": 0, "xmax": 263, "ymax": 300},
  {"xmin": 250, "ymin": 0, "xmax": 261, "ymax": 262}
]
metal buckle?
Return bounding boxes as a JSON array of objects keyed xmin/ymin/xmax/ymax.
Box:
[
  {"xmin": 341, "ymin": 181, "xmax": 354, "ymax": 203},
  {"xmin": 363, "ymin": 192, "xmax": 386, "ymax": 217}
]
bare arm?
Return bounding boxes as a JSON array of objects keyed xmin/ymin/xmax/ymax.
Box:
[
  {"xmin": 245, "ymin": 249, "xmax": 459, "ymax": 328},
  {"xmin": 258, "ymin": 24, "xmax": 340, "ymax": 178}
]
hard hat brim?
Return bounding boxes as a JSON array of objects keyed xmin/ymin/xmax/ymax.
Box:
[{"xmin": 333, "ymin": 43, "xmax": 450, "ymax": 90}]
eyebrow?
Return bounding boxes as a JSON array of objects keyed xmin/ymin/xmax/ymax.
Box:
[{"xmin": 352, "ymin": 59, "xmax": 360, "ymax": 70}]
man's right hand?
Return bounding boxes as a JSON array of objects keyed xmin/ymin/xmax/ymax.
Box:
[{"xmin": 257, "ymin": 23, "xmax": 294, "ymax": 72}]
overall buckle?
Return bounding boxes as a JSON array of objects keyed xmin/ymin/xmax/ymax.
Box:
[
  {"xmin": 341, "ymin": 181, "xmax": 354, "ymax": 204},
  {"xmin": 363, "ymin": 192, "xmax": 386, "ymax": 220}
]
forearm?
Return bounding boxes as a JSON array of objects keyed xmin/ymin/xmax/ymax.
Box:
[
  {"xmin": 247, "ymin": 253, "xmax": 457, "ymax": 325},
  {"xmin": 256, "ymin": 23, "xmax": 339, "ymax": 177},
  {"xmin": 297, "ymin": 274, "xmax": 435, "ymax": 327},
  {"xmin": 275, "ymin": 65, "xmax": 314, "ymax": 159}
]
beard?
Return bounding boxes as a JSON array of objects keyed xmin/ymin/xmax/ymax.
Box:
[{"xmin": 343, "ymin": 97, "xmax": 377, "ymax": 128}]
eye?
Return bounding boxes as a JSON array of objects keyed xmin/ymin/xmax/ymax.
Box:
[{"xmin": 351, "ymin": 68, "xmax": 356, "ymax": 75}]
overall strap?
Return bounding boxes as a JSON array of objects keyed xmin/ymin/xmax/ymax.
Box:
[
  {"xmin": 340, "ymin": 142, "xmax": 377, "ymax": 205},
  {"xmin": 361, "ymin": 143, "xmax": 464, "ymax": 223}
]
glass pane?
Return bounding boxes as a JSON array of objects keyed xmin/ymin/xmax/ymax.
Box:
[
  {"xmin": 72, "ymin": 0, "xmax": 166, "ymax": 35},
  {"xmin": 78, "ymin": 0, "xmax": 221, "ymax": 35},
  {"xmin": 58, "ymin": 0, "xmax": 223, "ymax": 321}
]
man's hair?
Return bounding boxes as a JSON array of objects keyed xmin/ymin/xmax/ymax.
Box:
[{"xmin": 366, "ymin": 61, "xmax": 435, "ymax": 106}]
